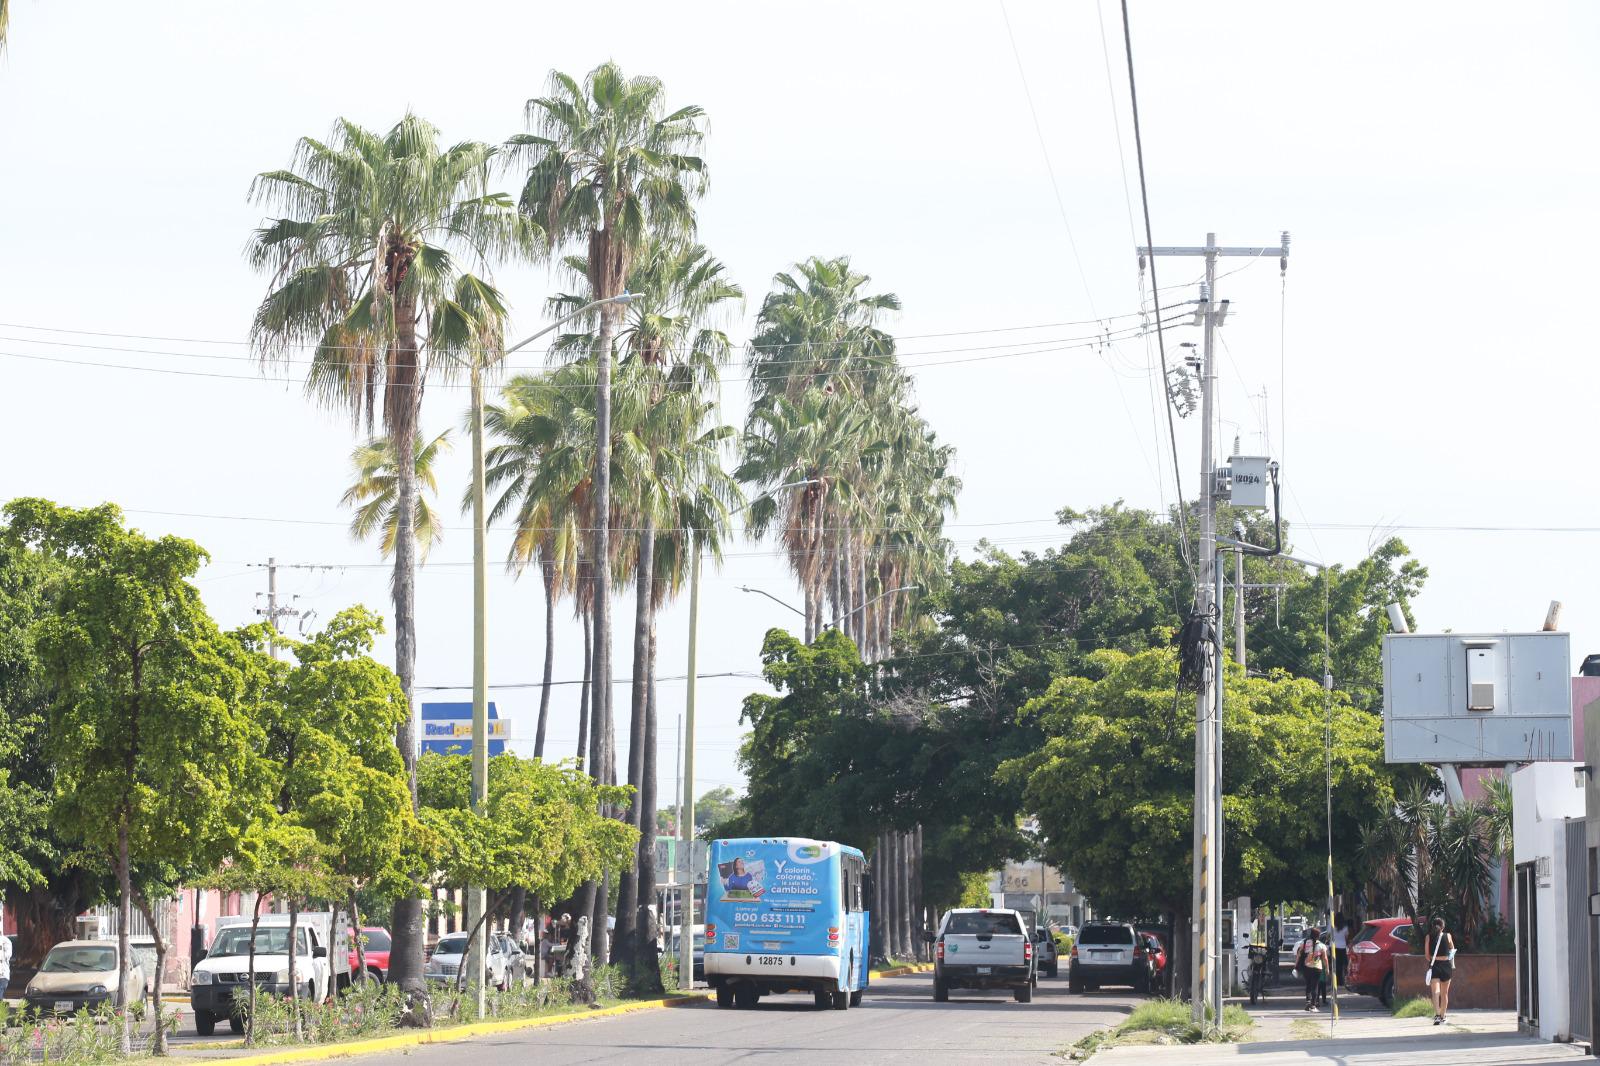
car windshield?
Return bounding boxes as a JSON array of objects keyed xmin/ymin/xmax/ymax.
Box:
[
  {"xmin": 945, "ymin": 913, "xmax": 1023, "ymax": 936},
  {"xmin": 209, "ymin": 928, "xmax": 307, "ymax": 957},
  {"xmin": 1078, "ymin": 926, "xmax": 1135, "ymax": 946},
  {"xmin": 41, "ymin": 946, "xmax": 116, "ymax": 973},
  {"xmin": 354, "ymin": 930, "xmax": 391, "ymax": 952},
  {"xmin": 434, "ymin": 936, "xmax": 468, "ymax": 956}
]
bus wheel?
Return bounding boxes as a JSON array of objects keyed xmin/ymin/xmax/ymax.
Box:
[
  {"xmin": 832, "ymin": 986, "xmax": 850, "ymax": 1010},
  {"xmin": 849, "ymin": 989, "xmax": 863, "ymax": 1007},
  {"xmin": 813, "ymin": 991, "xmax": 830, "ymax": 1009},
  {"xmin": 715, "ymin": 985, "xmax": 734, "ymax": 1009},
  {"xmin": 735, "ymin": 986, "xmax": 759, "ymax": 1010}
]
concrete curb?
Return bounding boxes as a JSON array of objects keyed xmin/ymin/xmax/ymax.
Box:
[
  {"xmin": 869, "ymin": 963, "xmax": 934, "ymax": 979},
  {"xmin": 178, "ymin": 993, "xmax": 713, "ymax": 1066}
]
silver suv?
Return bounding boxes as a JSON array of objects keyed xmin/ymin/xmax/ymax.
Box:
[{"xmin": 1068, "ymin": 921, "xmax": 1150, "ymax": 993}]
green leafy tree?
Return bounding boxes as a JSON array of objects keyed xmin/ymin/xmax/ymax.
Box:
[
  {"xmin": 239, "ymin": 606, "xmax": 418, "ymax": 1027},
  {"xmin": 1002, "ymin": 646, "xmax": 1395, "ymax": 929},
  {"xmin": 0, "ymin": 539, "xmax": 109, "ymax": 968},
  {"xmin": 247, "ymin": 112, "xmax": 536, "ymax": 986},
  {"xmin": 416, "ymin": 753, "xmax": 637, "ymax": 990},
  {"xmin": 4, "ymin": 500, "xmax": 265, "ymax": 1054}
]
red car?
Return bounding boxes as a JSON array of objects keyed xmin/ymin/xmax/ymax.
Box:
[
  {"xmin": 1346, "ymin": 917, "xmax": 1415, "ymax": 1006},
  {"xmin": 348, "ymin": 926, "xmax": 392, "ymax": 983},
  {"xmin": 1139, "ymin": 933, "xmax": 1170, "ymax": 994}
]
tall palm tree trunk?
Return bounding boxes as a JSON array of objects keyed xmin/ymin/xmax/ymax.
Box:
[
  {"xmin": 577, "ymin": 603, "xmax": 592, "ymax": 766},
  {"xmin": 534, "ymin": 557, "xmax": 556, "ymax": 759},
  {"xmin": 616, "ymin": 519, "xmax": 656, "ymax": 973},
  {"xmin": 387, "ymin": 312, "xmax": 427, "ymax": 991},
  {"xmin": 591, "ymin": 301, "xmax": 617, "ymax": 801},
  {"xmin": 634, "ymin": 617, "xmax": 664, "ymax": 994}
]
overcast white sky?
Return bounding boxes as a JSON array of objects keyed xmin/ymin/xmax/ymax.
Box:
[{"xmin": 2, "ymin": 1, "xmax": 1596, "ymax": 800}]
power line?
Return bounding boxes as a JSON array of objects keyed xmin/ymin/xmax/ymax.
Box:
[
  {"xmin": 0, "ymin": 313, "xmax": 1195, "ymax": 389},
  {"xmin": 1118, "ymin": 0, "xmax": 1192, "ymax": 573},
  {"xmin": 998, "ymin": 0, "xmax": 1099, "ymax": 319},
  {"xmin": 0, "ymin": 305, "xmax": 1173, "ymax": 356}
]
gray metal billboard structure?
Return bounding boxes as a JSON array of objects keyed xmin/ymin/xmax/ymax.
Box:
[{"xmin": 1382, "ymin": 631, "xmax": 1573, "ymax": 764}]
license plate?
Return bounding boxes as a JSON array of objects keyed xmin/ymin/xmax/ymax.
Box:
[
  {"xmin": 976, "ymin": 966, "xmax": 991, "ymax": 975},
  {"xmin": 55, "ymin": 1001, "xmax": 74, "ymax": 1013},
  {"xmin": 1093, "ymin": 950, "xmax": 1116, "ymax": 958},
  {"xmin": 756, "ymin": 956, "xmax": 785, "ymax": 966}
]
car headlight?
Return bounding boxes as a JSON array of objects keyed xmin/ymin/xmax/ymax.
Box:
[
  {"xmin": 193, "ymin": 971, "xmax": 213, "ymax": 985},
  {"xmin": 88, "ymin": 985, "xmax": 107, "ymax": 996},
  {"xmin": 272, "ymin": 969, "xmax": 289, "ymax": 984}
]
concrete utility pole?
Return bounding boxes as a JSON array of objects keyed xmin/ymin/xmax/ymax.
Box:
[
  {"xmin": 254, "ymin": 557, "xmax": 301, "ymax": 659},
  {"xmin": 466, "ymin": 355, "xmax": 490, "ymax": 1019},
  {"xmin": 1138, "ymin": 231, "xmax": 1289, "ymax": 1027}
]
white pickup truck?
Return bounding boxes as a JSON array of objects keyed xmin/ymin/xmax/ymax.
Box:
[
  {"xmin": 930, "ymin": 908, "xmax": 1034, "ymax": 1003},
  {"xmin": 189, "ymin": 912, "xmax": 349, "ymax": 1035}
]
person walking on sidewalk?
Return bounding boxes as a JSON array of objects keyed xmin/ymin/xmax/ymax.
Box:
[
  {"xmin": 1296, "ymin": 927, "xmax": 1328, "ymax": 1011},
  {"xmin": 1424, "ymin": 917, "xmax": 1456, "ymax": 1025}
]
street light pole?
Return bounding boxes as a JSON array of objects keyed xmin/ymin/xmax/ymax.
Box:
[{"xmin": 465, "ymin": 291, "xmax": 636, "ymax": 1015}]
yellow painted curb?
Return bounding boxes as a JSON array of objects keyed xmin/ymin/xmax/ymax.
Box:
[
  {"xmin": 188, "ymin": 993, "xmax": 712, "ymax": 1066},
  {"xmin": 869, "ymin": 963, "xmax": 934, "ymax": 979}
]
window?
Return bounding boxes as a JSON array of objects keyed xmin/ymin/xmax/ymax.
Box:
[
  {"xmin": 434, "ymin": 934, "xmax": 469, "ymax": 956},
  {"xmin": 944, "ymin": 912, "xmax": 1024, "ymax": 937},
  {"xmin": 1351, "ymin": 924, "xmax": 1379, "ymax": 946},
  {"xmin": 42, "ymin": 946, "xmax": 116, "ymax": 973},
  {"xmin": 357, "ymin": 929, "xmax": 391, "ymax": 952},
  {"xmin": 1391, "ymin": 926, "xmax": 1412, "ymax": 946},
  {"xmin": 1077, "ymin": 925, "xmax": 1135, "ymax": 946}
]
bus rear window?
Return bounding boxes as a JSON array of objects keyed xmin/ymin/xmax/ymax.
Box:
[{"xmin": 945, "ymin": 913, "xmax": 1022, "ymax": 937}]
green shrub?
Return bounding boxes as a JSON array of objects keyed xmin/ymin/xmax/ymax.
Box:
[{"xmin": 1392, "ymin": 996, "xmax": 1434, "ymax": 1019}]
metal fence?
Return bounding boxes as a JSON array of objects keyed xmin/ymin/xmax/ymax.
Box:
[{"xmin": 1566, "ymin": 818, "xmax": 1592, "ymax": 1044}]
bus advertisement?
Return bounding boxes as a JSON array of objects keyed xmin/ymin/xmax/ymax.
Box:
[{"xmin": 703, "ymin": 837, "xmax": 869, "ymax": 1010}]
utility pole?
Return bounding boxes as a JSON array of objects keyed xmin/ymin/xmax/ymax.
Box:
[
  {"xmin": 1235, "ymin": 548, "xmax": 1246, "ymax": 670},
  {"xmin": 679, "ymin": 537, "xmax": 702, "ymax": 990},
  {"xmin": 1138, "ymin": 231, "xmax": 1289, "ymax": 1027},
  {"xmin": 254, "ymin": 557, "xmax": 301, "ymax": 659},
  {"xmin": 467, "ymin": 356, "xmax": 490, "ymax": 1018}
]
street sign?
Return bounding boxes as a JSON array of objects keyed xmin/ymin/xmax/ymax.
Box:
[{"xmin": 420, "ymin": 701, "xmax": 508, "ymax": 756}]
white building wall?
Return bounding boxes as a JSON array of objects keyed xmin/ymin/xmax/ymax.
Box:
[{"xmin": 1512, "ymin": 761, "xmax": 1585, "ymax": 1042}]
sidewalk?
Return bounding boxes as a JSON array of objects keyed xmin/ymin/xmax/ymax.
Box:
[{"xmin": 1090, "ymin": 983, "xmax": 1588, "ymax": 1065}]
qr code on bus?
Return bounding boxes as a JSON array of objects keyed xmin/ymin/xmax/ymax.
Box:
[{"xmin": 724, "ymin": 933, "xmax": 739, "ymax": 950}]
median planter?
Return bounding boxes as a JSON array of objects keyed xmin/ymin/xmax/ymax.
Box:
[{"xmin": 1391, "ymin": 953, "xmax": 1515, "ymax": 1009}]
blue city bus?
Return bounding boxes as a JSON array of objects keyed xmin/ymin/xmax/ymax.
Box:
[{"xmin": 704, "ymin": 837, "xmax": 870, "ymax": 1010}]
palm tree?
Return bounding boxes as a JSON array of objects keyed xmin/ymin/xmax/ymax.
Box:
[
  {"xmin": 509, "ymin": 63, "xmax": 707, "ymax": 961},
  {"xmin": 510, "ymin": 64, "xmax": 706, "ymax": 788},
  {"xmin": 0, "ymin": 0, "xmax": 10, "ymax": 49},
  {"xmin": 746, "ymin": 256, "xmax": 900, "ymax": 408},
  {"xmin": 342, "ymin": 431, "xmax": 453, "ymax": 562},
  {"xmin": 247, "ymin": 113, "xmax": 535, "ymax": 987},
  {"xmin": 542, "ymin": 236, "xmax": 742, "ymax": 987}
]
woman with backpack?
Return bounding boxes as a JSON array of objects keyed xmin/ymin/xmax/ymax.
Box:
[
  {"xmin": 1424, "ymin": 917, "xmax": 1456, "ymax": 1025},
  {"xmin": 1296, "ymin": 927, "xmax": 1328, "ymax": 1011}
]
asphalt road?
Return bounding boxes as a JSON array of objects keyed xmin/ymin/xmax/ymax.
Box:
[{"xmin": 346, "ymin": 972, "xmax": 1142, "ymax": 1066}]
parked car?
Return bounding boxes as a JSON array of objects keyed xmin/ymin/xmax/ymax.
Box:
[
  {"xmin": 931, "ymin": 908, "xmax": 1034, "ymax": 1003},
  {"xmin": 191, "ymin": 917, "xmax": 338, "ymax": 1035},
  {"xmin": 1031, "ymin": 927, "xmax": 1058, "ymax": 978},
  {"xmin": 1140, "ymin": 933, "xmax": 1169, "ymax": 994},
  {"xmin": 23, "ymin": 940, "xmax": 148, "ymax": 1018},
  {"xmin": 1068, "ymin": 921, "xmax": 1152, "ymax": 994},
  {"xmin": 424, "ymin": 932, "xmax": 512, "ymax": 990},
  {"xmin": 1346, "ymin": 917, "xmax": 1415, "ymax": 1007},
  {"xmin": 347, "ymin": 926, "xmax": 391, "ymax": 983}
]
